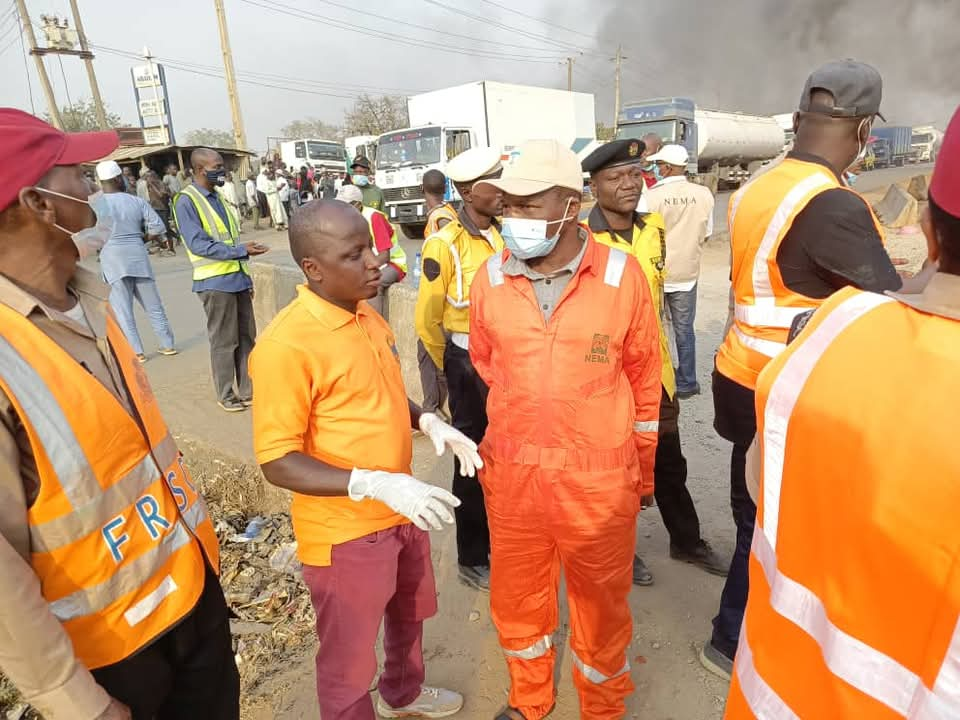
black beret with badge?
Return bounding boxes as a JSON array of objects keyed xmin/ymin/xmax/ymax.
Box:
[{"xmin": 581, "ymin": 138, "xmax": 646, "ymax": 175}]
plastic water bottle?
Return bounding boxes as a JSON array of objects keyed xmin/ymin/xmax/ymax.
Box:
[{"xmin": 412, "ymin": 252, "xmax": 422, "ymax": 288}]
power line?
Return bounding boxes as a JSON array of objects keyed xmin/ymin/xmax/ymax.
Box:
[
  {"xmin": 474, "ymin": 0, "xmax": 599, "ymax": 41},
  {"xmin": 57, "ymin": 54, "xmax": 71, "ymax": 106}
]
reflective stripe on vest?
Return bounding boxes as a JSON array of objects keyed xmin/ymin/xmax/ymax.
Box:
[
  {"xmin": 604, "ymin": 248, "xmax": 628, "ymax": 287},
  {"xmin": 361, "ymin": 205, "xmax": 408, "ymax": 273},
  {"xmin": 487, "ymin": 253, "xmax": 505, "ymax": 287},
  {"xmin": 425, "ymin": 224, "xmax": 503, "ymax": 309},
  {"xmin": 175, "ymin": 184, "xmax": 246, "ymax": 281}
]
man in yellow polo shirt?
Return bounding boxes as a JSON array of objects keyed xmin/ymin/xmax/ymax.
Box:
[{"xmin": 250, "ymin": 200, "xmax": 479, "ymax": 720}]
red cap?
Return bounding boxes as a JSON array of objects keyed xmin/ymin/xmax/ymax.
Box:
[
  {"xmin": 0, "ymin": 108, "xmax": 119, "ymax": 212},
  {"xmin": 930, "ymin": 106, "xmax": 960, "ymax": 218}
]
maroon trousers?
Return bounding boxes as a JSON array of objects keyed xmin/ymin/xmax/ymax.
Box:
[{"xmin": 302, "ymin": 524, "xmax": 438, "ymax": 720}]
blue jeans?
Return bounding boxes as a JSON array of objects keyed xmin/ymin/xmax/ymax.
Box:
[
  {"xmin": 109, "ymin": 277, "xmax": 175, "ymax": 356},
  {"xmin": 666, "ymin": 285, "xmax": 699, "ymax": 394}
]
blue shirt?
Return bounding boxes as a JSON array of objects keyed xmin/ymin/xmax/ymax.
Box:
[
  {"xmin": 174, "ymin": 181, "xmax": 251, "ymax": 294},
  {"xmin": 99, "ymin": 193, "xmax": 165, "ymax": 284}
]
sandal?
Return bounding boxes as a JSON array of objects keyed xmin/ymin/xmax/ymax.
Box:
[{"xmin": 494, "ymin": 709, "xmax": 526, "ymax": 720}]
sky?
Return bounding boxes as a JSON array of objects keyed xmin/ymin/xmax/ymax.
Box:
[{"xmin": 0, "ymin": 0, "xmax": 956, "ymax": 153}]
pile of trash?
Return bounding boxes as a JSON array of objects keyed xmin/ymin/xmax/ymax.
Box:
[{"xmin": 214, "ymin": 511, "xmax": 316, "ymax": 692}]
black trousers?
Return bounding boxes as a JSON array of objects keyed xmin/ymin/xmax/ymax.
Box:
[
  {"xmin": 198, "ymin": 290, "xmax": 256, "ymax": 403},
  {"xmin": 443, "ymin": 342, "xmax": 491, "ymax": 567},
  {"xmin": 654, "ymin": 387, "xmax": 701, "ymax": 552},
  {"xmin": 710, "ymin": 365, "xmax": 758, "ymax": 659},
  {"xmin": 93, "ymin": 567, "xmax": 240, "ymax": 720}
]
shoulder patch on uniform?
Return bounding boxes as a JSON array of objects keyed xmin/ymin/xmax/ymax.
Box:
[{"xmin": 423, "ymin": 257, "xmax": 442, "ymax": 281}]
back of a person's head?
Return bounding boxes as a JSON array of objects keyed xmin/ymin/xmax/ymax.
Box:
[
  {"xmin": 928, "ymin": 106, "xmax": 960, "ymax": 273},
  {"xmin": 422, "ymin": 168, "xmax": 446, "ymax": 195}
]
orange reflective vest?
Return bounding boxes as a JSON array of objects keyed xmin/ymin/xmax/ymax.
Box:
[
  {"xmin": 468, "ymin": 234, "xmax": 662, "ymax": 492},
  {"xmin": 0, "ymin": 305, "xmax": 220, "ymax": 670},
  {"xmin": 424, "ymin": 202, "xmax": 458, "ymax": 238},
  {"xmin": 726, "ymin": 287, "xmax": 960, "ymax": 718},
  {"xmin": 715, "ymin": 158, "xmax": 885, "ymax": 390}
]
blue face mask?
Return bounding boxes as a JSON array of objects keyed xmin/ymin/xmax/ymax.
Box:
[
  {"xmin": 844, "ymin": 171, "xmax": 858, "ymax": 186},
  {"xmin": 353, "ymin": 174, "xmax": 370, "ymax": 187},
  {"xmin": 501, "ymin": 198, "xmax": 575, "ymax": 260},
  {"xmin": 652, "ymin": 164, "xmax": 663, "ymax": 181}
]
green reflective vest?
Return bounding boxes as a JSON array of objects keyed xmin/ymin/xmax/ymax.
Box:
[{"xmin": 173, "ymin": 184, "xmax": 247, "ymax": 282}]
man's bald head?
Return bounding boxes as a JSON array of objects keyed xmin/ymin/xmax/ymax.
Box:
[
  {"xmin": 289, "ymin": 199, "xmax": 368, "ymax": 266},
  {"xmin": 642, "ymin": 134, "xmax": 663, "ymax": 157},
  {"xmin": 190, "ymin": 147, "xmax": 222, "ymax": 173}
]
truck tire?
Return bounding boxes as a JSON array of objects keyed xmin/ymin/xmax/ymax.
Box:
[{"xmin": 402, "ymin": 223, "xmax": 427, "ymax": 240}]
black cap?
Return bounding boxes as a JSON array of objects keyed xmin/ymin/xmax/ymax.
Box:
[
  {"xmin": 350, "ymin": 156, "xmax": 371, "ymax": 170},
  {"xmin": 581, "ymin": 138, "xmax": 646, "ymax": 175},
  {"xmin": 799, "ymin": 59, "xmax": 885, "ymax": 121}
]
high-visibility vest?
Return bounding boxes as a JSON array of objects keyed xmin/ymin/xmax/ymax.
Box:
[
  {"xmin": 715, "ymin": 158, "xmax": 885, "ymax": 390},
  {"xmin": 726, "ymin": 286, "xmax": 960, "ymax": 719},
  {"xmin": 361, "ymin": 205, "xmax": 408, "ymax": 273},
  {"xmin": 424, "ymin": 202, "xmax": 458, "ymax": 238},
  {"xmin": 588, "ymin": 212, "xmax": 676, "ymax": 400},
  {"xmin": 173, "ymin": 184, "xmax": 248, "ymax": 282},
  {"xmin": 0, "ymin": 304, "xmax": 220, "ymax": 670}
]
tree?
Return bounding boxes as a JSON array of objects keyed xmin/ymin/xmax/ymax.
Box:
[
  {"xmin": 280, "ymin": 118, "xmax": 344, "ymax": 142},
  {"xmin": 343, "ymin": 94, "xmax": 409, "ymax": 137},
  {"xmin": 44, "ymin": 98, "xmax": 124, "ymax": 131},
  {"xmin": 183, "ymin": 128, "xmax": 236, "ymax": 148},
  {"xmin": 595, "ymin": 122, "xmax": 617, "ymax": 142}
]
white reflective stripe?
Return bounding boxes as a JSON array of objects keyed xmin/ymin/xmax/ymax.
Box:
[
  {"xmin": 179, "ymin": 496, "xmax": 212, "ymax": 534},
  {"xmin": 735, "ymin": 302, "xmax": 811, "ymax": 330},
  {"xmin": 49, "ymin": 521, "xmax": 192, "ymax": 621},
  {"xmin": 502, "ymin": 634, "xmax": 552, "ymax": 660},
  {"xmin": 728, "ymin": 183, "xmax": 750, "ymax": 230},
  {"xmin": 30, "ymin": 454, "xmax": 158, "ymax": 553},
  {"xmin": 734, "ymin": 619, "xmax": 799, "ymax": 719},
  {"xmin": 571, "ymin": 649, "xmax": 629, "ymax": 684},
  {"xmin": 760, "ymin": 291, "xmax": 893, "ymax": 552},
  {"xmin": 487, "ymin": 254, "xmax": 505, "ymax": 286},
  {"xmin": 926, "ymin": 617, "xmax": 960, "ymax": 716},
  {"xmin": 751, "ymin": 172, "xmax": 835, "ymax": 301},
  {"xmin": 633, "ymin": 421, "xmax": 659, "ymax": 432},
  {"xmin": 733, "ymin": 326, "xmax": 786, "ymax": 359},
  {"xmin": 445, "ymin": 295, "xmax": 470, "ymax": 309},
  {"xmin": 0, "ymin": 336, "xmax": 98, "ymax": 509},
  {"xmin": 603, "ymin": 248, "xmax": 628, "ymax": 288},
  {"xmin": 123, "ymin": 574, "xmax": 178, "ymax": 627},
  {"xmin": 446, "ymin": 241, "xmax": 465, "ymax": 306},
  {"xmin": 450, "ymin": 332, "xmax": 470, "ymax": 351}
]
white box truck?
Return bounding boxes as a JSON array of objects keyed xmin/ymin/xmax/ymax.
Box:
[
  {"xmin": 376, "ymin": 81, "xmax": 596, "ymax": 237},
  {"xmin": 279, "ymin": 138, "xmax": 346, "ymax": 175}
]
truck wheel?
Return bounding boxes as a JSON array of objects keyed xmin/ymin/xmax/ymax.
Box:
[{"xmin": 402, "ymin": 223, "xmax": 427, "ymax": 240}]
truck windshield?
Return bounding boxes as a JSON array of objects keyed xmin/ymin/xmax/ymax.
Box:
[
  {"xmin": 378, "ymin": 127, "xmax": 442, "ymax": 168},
  {"xmin": 912, "ymin": 133, "xmax": 933, "ymax": 144},
  {"xmin": 616, "ymin": 120, "xmax": 678, "ymax": 144},
  {"xmin": 307, "ymin": 141, "xmax": 343, "ymax": 161}
]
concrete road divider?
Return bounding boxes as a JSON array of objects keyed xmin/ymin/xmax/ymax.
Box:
[{"xmin": 873, "ymin": 184, "xmax": 919, "ymax": 228}]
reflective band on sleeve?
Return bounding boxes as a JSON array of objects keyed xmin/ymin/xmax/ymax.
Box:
[
  {"xmin": 604, "ymin": 248, "xmax": 628, "ymax": 288},
  {"xmin": 152, "ymin": 434, "xmax": 180, "ymax": 469},
  {"xmin": 0, "ymin": 336, "xmax": 98, "ymax": 509},
  {"xmin": 925, "ymin": 618, "xmax": 960, "ymax": 716},
  {"xmin": 123, "ymin": 574, "xmax": 178, "ymax": 627},
  {"xmin": 733, "ymin": 326, "xmax": 787, "ymax": 358},
  {"xmin": 633, "ymin": 421, "xmax": 659, "ymax": 433},
  {"xmin": 734, "ymin": 620, "xmax": 799, "ymax": 719},
  {"xmin": 571, "ymin": 650, "xmax": 629, "ymax": 684},
  {"xmin": 49, "ymin": 521, "xmax": 192, "ymax": 621},
  {"xmin": 502, "ymin": 634, "xmax": 552, "ymax": 660},
  {"xmin": 751, "ymin": 172, "xmax": 834, "ymax": 301},
  {"xmin": 735, "ymin": 302, "xmax": 812, "ymax": 330},
  {"xmin": 446, "ymin": 241, "xmax": 466, "ymax": 307},
  {"xmin": 487, "ymin": 254, "xmax": 505, "ymax": 287}
]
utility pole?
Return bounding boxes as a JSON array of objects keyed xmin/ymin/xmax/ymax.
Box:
[
  {"xmin": 566, "ymin": 57, "xmax": 574, "ymax": 92},
  {"xmin": 14, "ymin": 0, "xmax": 62, "ymax": 127},
  {"xmin": 613, "ymin": 45, "xmax": 623, "ymax": 129},
  {"xmin": 214, "ymin": 0, "xmax": 250, "ymax": 176},
  {"xmin": 67, "ymin": 0, "xmax": 108, "ymax": 129}
]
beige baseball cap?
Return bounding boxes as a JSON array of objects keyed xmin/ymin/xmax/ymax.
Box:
[
  {"xmin": 446, "ymin": 146, "xmax": 502, "ymax": 183},
  {"xmin": 478, "ymin": 139, "xmax": 582, "ymax": 196}
]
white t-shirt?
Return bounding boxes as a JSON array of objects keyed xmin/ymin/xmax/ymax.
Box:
[{"xmin": 62, "ymin": 300, "xmax": 91, "ymax": 330}]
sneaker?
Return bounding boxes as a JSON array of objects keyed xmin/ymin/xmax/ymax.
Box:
[
  {"xmin": 458, "ymin": 565, "xmax": 490, "ymax": 592},
  {"xmin": 699, "ymin": 640, "xmax": 733, "ymax": 681},
  {"xmin": 218, "ymin": 399, "xmax": 247, "ymax": 413},
  {"xmin": 676, "ymin": 385, "xmax": 701, "ymax": 400},
  {"xmin": 670, "ymin": 540, "xmax": 729, "ymax": 577},
  {"xmin": 157, "ymin": 347, "xmax": 178, "ymax": 356},
  {"xmin": 632, "ymin": 555, "xmax": 654, "ymax": 586},
  {"xmin": 377, "ymin": 686, "xmax": 463, "ymax": 718},
  {"xmin": 238, "ymin": 396, "xmax": 253, "ymax": 407},
  {"xmin": 136, "ymin": 353, "xmax": 147, "ymax": 363}
]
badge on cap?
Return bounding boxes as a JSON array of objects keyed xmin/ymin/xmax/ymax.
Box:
[{"xmin": 629, "ymin": 142, "xmax": 640, "ymax": 157}]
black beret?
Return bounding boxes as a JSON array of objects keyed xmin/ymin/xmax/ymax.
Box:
[
  {"xmin": 581, "ymin": 138, "xmax": 646, "ymax": 175},
  {"xmin": 350, "ymin": 156, "xmax": 371, "ymax": 170}
]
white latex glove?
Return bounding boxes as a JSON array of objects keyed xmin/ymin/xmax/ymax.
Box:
[
  {"xmin": 419, "ymin": 412, "xmax": 484, "ymax": 477},
  {"xmin": 348, "ymin": 468, "xmax": 461, "ymax": 531}
]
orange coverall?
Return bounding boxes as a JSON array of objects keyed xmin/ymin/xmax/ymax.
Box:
[{"xmin": 469, "ymin": 236, "xmax": 662, "ymax": 719}]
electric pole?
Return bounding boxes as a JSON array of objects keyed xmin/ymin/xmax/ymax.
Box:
[
  {"xmin": 613, "ymin": 45, "xmax": 623, "ymax": 129},
  {"xmin": 214, "ymin": 0, "xmax": 250, "ymax": 175},
  {"xmin": 67, "ymin": 0, "xmax": 108, "ymax": 129},
  {"xmin": 14, "ymin": 0, "xmax": 62, "ymax": 128},
  {"xmin": 566, "ymin": 57, "xmax": 574, "ymax": 92}
]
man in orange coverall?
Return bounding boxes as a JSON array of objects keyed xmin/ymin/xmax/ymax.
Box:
[{"xmin": 468, "ymin": 140, "xmax": 662, "ymax": 720}]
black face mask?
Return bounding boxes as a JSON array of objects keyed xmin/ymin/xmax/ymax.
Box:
[{"xmin": 206, "ymin": 170, "xmax": 227, "ymax": 186}]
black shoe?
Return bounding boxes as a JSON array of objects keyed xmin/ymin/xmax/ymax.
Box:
[
  {"xmin": 699, "ymin": 640, "xmax": 733, "ymax": 680},
  {"xmin": 218, "ymin": 398, "xmax": 247, "ymax": 413},
  {"xmin": 458, "ymin": 565, "xmax": 490, "ymax": 592},
  {"xmin": 676, "ymin": 385, "xmax": 701, "ymax": 400},
  {"xmin": 632, "ymin": 555, "xmax": 654, "ymax": 586},
  {"xmin": 239, "ymin": 396, "xmax": 253, "ymax": 407},
  {"xmin": 670, "ymin": 540, "xmax": 729, "ymax": 577}
]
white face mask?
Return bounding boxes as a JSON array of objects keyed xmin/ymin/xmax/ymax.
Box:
[
  {"xmin": 38, "ymin": 188, "xmax": 115, "ymax": 259},
  {"xmin": 501, "ymin": 197, "xmax": 576, "ymax": 260}
]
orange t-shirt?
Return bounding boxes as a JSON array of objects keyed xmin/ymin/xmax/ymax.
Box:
[{"xmin": 249, "ymin": 285, "xmax": 412, "ymax": 566}]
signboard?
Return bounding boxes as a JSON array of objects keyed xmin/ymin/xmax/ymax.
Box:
[
  {"xmin": 138, "ymin": 98, "xmax": 165, "ymax": 118},
  {"xmin": 131, "ymin": 61, "xmax": 175, "ymax": 145},
  {"xmin": 143, "ymin": 126, "xmax": 169, "ymax": 145},
  {"xmin": 132, "ymin": 64, "xmax": 162, "ymax": 89}
]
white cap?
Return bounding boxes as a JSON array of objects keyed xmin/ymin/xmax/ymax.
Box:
[
  {"xmin": 646, "ymin": 144, "xmax": 689, "ymax": 167},
  {"xmin": 446, "ymin": 146, "xmax": 502, "ymax": 183},
  {"xmin": 336, "ymin": 184, "xmax": 363, "ymax": 204},
  {"xmin": 478, "ymin": 139, "xmax": 582, "ymax": 196},
  {"xmin": 95, "ymin": 160, "xmax": 123, "ymax": 181}
]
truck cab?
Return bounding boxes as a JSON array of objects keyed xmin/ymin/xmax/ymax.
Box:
[
  {"xmin": 280, "ymin": 138, "xmax": 346, "ymax": 175},
  {"xmin": 616, "ymin": 97, "xmax": 698, "ymax": 175},
  {"xmin": 375, "ymin": 125, "xmax": 477, "ymax": 237}
]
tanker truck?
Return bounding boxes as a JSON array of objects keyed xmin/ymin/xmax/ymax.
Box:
[{"xmin": 617, "ymin": 97, "xmax": 784, "ymax": 193}]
